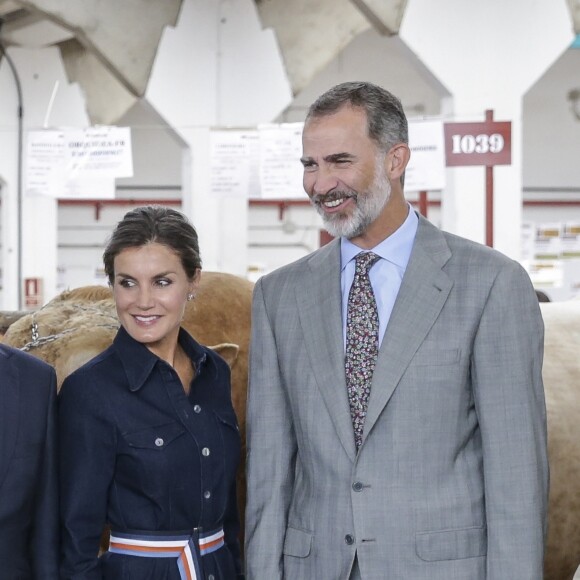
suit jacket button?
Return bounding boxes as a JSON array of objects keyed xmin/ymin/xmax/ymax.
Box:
[
  {"xmin": 345, "ymin": 534, "xmax": 355, "ymax": 545},
  {"xmin": 154, "ymin": 438, "xmax": 164, "ymax": 447},
  {"xmin": 352, "ymin": 481, "xmax": 363, "ymax": 492}
]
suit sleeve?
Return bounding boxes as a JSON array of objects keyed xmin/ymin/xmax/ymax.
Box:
[
  {"xmin": 31, "ymin": 365, "xmax": 59, "ymax": 580},
  {"xmin": 471, "ymin": 260, "xmax": 549, "ymax": 579},
  {"xmin": 245, "ymin": 277, "xmax": 297, "ymax": 579},
  {"xmin": 59, "ymin": 373, "xmax": 117, "ymax": 580}
]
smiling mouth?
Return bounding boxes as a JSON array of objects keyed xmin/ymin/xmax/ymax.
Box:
[
  {"xmin": 323, "ymin": 198, "xmax": 345, "ymax": 208},
  {"xmin": 313, "ymin": 191, "xmax": 356, "ymax": 210},
  {"xmin": 133, "ymin": 315, "xmax": 160, "ymax": 323}
]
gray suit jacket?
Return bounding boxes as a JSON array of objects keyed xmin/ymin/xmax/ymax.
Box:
[{"xmin": 245, "ymin": 216, "xmax": 548, "ymax": 580}]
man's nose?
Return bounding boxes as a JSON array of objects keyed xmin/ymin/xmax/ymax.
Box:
[{"xmin": 309, "ymin": 166, "xmax": 339, "ymax": 197}]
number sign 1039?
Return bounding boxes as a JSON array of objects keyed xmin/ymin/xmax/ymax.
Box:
[{"xmin": 444, "ymin": 121, "xmax": 511, "ymax": 166}]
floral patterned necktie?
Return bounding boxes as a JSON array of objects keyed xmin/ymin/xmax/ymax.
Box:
[{"xmin": 345, "ymin": 251, "xmax": 380, "ymax": 450}]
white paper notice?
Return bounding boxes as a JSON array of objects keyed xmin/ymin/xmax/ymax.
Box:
[
  {"xmin": 25, "ymin": 130, "xmax": 66, "ymax": 197},
  {"xmin": 65, "ymin": 126, "xmax": 133, "ymax": 179},
  {"xmin": 406, "ymin": 119, "xmax": 446, "ymax": 193},
  {"xmin": 25, "ymin": 126, "xmax": 133, "ymax": 198},
  {"xmin": 210, "ymin": 130, "xmax": 260, "ymax": 198},
  {"xmin": 258, "ymin": 123, "xmax": 304, "ymax": 199}
]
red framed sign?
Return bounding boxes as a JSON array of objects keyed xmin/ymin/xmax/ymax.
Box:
[{"xmin": 443, "ymin": 121, "xmax": 511, "ymax": 166}]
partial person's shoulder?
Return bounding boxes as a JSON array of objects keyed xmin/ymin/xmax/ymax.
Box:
[{"xmin": 0, "ymin": 343, "xmax": 55, "ymax": 375}]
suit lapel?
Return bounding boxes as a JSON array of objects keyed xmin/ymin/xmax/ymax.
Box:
[
  {"xmin": 0, "ymin": 349, "xmax": 19, "ymax": 489},
  {"xmin": 362, "ymin": 217, "xmax": 454, "ymax": 444},
  {"xmin": 296, "ymin": 239, "xmax": 357, "ymax": 461}
]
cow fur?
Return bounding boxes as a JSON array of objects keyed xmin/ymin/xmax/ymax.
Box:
[{"xmin": 540, "ymin": 300, "xmax": 580, "ymax": 580}]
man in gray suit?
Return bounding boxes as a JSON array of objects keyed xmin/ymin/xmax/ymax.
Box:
[{"xmin": 245, "ymin": 81, "xmax": 548, "ymax": 579}]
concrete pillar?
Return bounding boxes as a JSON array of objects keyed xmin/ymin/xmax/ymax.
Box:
[
  {"xmin": 146, "ymin": 0, "xmax": 292, "ymax": 276},
  {"xmin": 400, "ymin": 0, "xmax": 573, "ymax": 259},
  {"xmin": 0, "ymin": 46, "xmax": 88, "ymax": 309}
]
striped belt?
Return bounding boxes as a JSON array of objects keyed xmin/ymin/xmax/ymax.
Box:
[{"xmin": 109, "ymin": 527, "xmax": 225, "ymax": 580}]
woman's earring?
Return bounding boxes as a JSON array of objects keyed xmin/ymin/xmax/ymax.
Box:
[{"xmin": 187, "ymin": 293, "xmax": 194, "ymax": 301}]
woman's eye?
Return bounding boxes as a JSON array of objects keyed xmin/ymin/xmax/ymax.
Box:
[
  {"xmin": 118, "ymin": 279, "xmax": 135, "ymax": 288},
  {"xmin": 155, "ymin": 278, "xmax": 171, "ymax": 287}
]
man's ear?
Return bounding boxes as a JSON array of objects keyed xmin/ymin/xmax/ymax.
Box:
[{"xmin": 387, "ymin": 143, "xmax": 411, "ymax": 181}]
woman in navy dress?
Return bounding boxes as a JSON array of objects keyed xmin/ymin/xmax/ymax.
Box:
[{"xmin": 59, "ymin": 206, "xmax": 243, "ymax": 579}]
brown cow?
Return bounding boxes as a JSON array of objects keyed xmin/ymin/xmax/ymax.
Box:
[{"xmin": 2, "ymin": 271, "xmax": 253, "ymax": 549}]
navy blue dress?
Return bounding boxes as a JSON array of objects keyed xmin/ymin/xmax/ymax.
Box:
[{"xmin": 59, "ymin": 326, "xmax": 243, "ymax": 579}]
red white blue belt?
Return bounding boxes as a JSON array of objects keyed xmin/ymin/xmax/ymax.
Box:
[{"xmin": 109, "ymin": 527, "xmax": 225, "ymax": 580}]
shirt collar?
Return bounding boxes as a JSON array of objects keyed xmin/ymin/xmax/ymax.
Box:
[
  {"xmin": 340, "ymin": 204, "xmax": 419, "ymax": 271},
  {"xmin": 113, "ymin": 325, "xmax": 209, "ymax": 392}
]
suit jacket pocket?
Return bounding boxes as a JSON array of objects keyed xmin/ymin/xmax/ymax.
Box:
[
  {"xmin": 283, "ymin": 527, "xmax": 312, "ymax": 558},
  {"xmin": 416, "ymin": 525, "xmax": 487, "ymax": 561}
]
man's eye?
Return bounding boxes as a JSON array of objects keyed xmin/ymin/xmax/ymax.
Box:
[{"xmin": 301, "ymin": 161, "xmax": 317, "ymax": 171}]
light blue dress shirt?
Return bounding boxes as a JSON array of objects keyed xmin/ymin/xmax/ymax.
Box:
[{"xmin": 341, "ymin": 206, "xmax": 419, "ymax": 349}]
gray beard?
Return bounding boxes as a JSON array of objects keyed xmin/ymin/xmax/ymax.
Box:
[{"xmin": 314, "ymin": 172, "xmax": 391, "ymax": 240}]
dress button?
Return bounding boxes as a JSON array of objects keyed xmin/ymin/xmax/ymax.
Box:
[
  {"xmin": 154, "ymin": 438, "xmax": 164, "ymax": 447},
  {"xmin": 204, "ymin": 490, "xmax": 211, "ymax": 499},
  {"xmin": 202, "ymin": 447, "xmax": 210, "ymax": 457},
  {"xmin": 208, "ymin": 576, "xmax": 215, "ymax": 580},
  {"xmin": 352, "ymin": 481, "xmax": 363, "ymax": 492},
  {"xmin": 193, "ymin": 404, "xmax": 201, "ymax": 413},
  {"xmin": 345, "ymin": 534, "xmax": 355, "ymax": 545}
]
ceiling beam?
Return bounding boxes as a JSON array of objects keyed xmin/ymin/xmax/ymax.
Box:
[
  {"xmin": 349, "ymin": 0, "xmax": 407, "ymax": 35},
  {"xmin": 256, "ymin": 0, "xmax": 370, "ymax": 95},
  {"xmin": 15, "ymin": 0, "xmax": 183, "ymax": 96},
  {"xmin": 567, "ymin": 0, "xmax": 580, "ymax": 32}
]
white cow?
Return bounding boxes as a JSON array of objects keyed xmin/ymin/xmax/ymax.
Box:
[{"xmin": 541, "ymin": 300, "xmax": 580, "ymax": 580}]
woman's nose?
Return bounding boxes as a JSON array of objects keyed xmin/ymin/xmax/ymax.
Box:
[{"xmin": 136, "ymin": 287, "xmax": 154, "ymax": 309}]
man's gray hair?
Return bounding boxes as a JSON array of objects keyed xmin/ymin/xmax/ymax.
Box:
[{"xmin": 305, "ymin": 81, "xmax": 408, "ymax": 153}]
